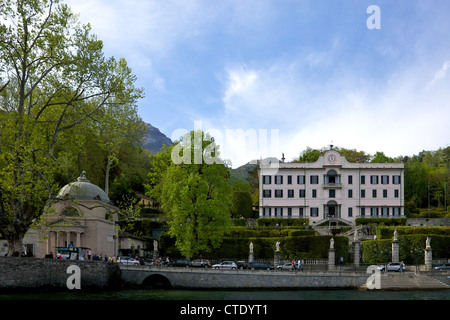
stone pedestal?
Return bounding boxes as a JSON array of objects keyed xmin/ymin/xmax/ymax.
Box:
[
  {"xmin": 274, "ymin": 251, "xmax": 281, "ymax": 267},
  {"xmin": 249, "ymin": 252, "xmax": 254, "ymax": 263},
  {"xmin": 328, "ymin": 249, "xmax": 335, "ymax": 271},
  {"xmin": 392, "ymin": 240, "xmax": 399, "ymax": 263},
  {"xmin": 353, "ymin": 241, "xmax": 360, "ymax": 268},
  {"xmin": 425, "ymin": 248, "xmax": 432, "ymax": 271}
]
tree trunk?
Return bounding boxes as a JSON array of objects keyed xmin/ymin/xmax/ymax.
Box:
[{"xmin": 6, "ymin": 235, "xmax": 25, "ymax": 256}]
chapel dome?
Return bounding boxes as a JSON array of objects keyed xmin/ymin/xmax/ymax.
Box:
[{"xmin": 56, "ymin": 171, "xmax": 111, "ymax": 204}]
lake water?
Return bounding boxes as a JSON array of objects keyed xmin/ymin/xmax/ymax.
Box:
[{"xmin": 1, "ymin": 288, "xmax": 448, "ymax": 300}]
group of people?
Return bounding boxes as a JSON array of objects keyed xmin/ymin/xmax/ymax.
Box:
[{"xmin": 291, "ymin": 259, "xmax": 303, "ymax": 270}]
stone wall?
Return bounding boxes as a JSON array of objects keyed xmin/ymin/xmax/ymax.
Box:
[
  {"xmin": 0, "ymin": 257, "xmax": 121, "ymax": 290},
  {"xmin": 120, "ymin": 267, "xmax": 369, "ymax": 289},
  {"xmin": 407, "ymin": 218, "xmax": 450, "ymax": 227}
]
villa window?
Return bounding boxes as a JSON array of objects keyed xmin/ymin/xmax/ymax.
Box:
[{"xmin": 275, "ymin": 175, "xmax": 283, "ymax": 184}]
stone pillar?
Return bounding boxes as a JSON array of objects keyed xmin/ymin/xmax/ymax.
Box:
[
  {"xmin": 66, "ymin": 231, "xmax": 71, "ymax": 247},
  {"xmin": 47, "ymin": 232, "xmax": 52, "ymax": 255},
  {"xmin": 328, "ymin": 237, "xmax": 335, "ymax": 271},
  {"xmin": 328, "ymin": 249, "xmax": 335, "ymax": 271},
  {"xmin": 274, "ymin": 251, "xmax": 281, "ymax": 267},
  {"xmin": 274, "ymin": 241, "xmax": 281, "ymax": 266},
  {"xmin": 76, "ymin": 232, "xmax": 81, "ymax": 247},
  {"xmin": 249, "ymin": 242, "xmax": 254, "ymax": 263},
  {"xmin": 56, "ymin": 232, "xmax": 60, "ymax": 248},
  {"xmin": 425, "ymin": 237, "xmax": 432, "ymax": 271},
  {"xmin": 391, "ymin": 229, "xmax": 399, "ymax": 262},
  {"xmin": 153, "ymin": 240, "xmax": 159, "ymax": 259},
  {"xmin": 353, "ymin": 230, "xmax": 360, "ymax": 268}
]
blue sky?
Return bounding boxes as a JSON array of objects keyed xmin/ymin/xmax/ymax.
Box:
[{"xmin": 66, "ymin": 0, "xmax": 450, "ymax": 168}]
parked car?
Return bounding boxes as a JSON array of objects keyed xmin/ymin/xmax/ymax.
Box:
[
  {"xmin": 249, "ymin": 261, "xmax": 274, "ymax": 270},
  {"xmin": 236, "ymin": 261, "xmax": 249, "ymax": 270},
  {"xmin": 169, "ymin": 260, "xmax": 190, "ymax": 267},
  {"xmin": 434, "ymin": 263, "xmax": 450, "ymax": 270},
  {"xmin": 190, "ymin": 259, "xmax": 211, "ymax": 268},
  {"xmin": 212, "ymin": 261, "xmax": 237, "ymax": 270},
  {"xmin": 117, "ymin": 257, "xmax": 140, "ymax": 266},
  {"xmin": 277, "ymin": 263, "xmax": 295, "ymax": 271},
  {"xmin": 378, "ymin": 262, "xmax": 406, "ymax": 272}
]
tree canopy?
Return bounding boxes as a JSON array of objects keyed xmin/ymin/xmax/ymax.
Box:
[
  {"xmin": 146, "ymin": 130, "xmax": 232, "ymax": 258},
  {"xmin": 0, "ymin": 0, "xmax": 144, "ymax": 255}
]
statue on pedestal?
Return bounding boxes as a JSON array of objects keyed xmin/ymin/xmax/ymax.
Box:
[
  {"xmin": 393, "ymin": 229, "xmax": 398, "ymax": 241},
  {"xmin": 276, "ymin": 241, "xmax": 280, "ymax": 252},
  {"xmin": 330, "ymin": 237, "xmax": 334, "ymax": 250}
]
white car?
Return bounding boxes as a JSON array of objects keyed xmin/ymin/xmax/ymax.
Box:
[
  {"xmin": 378, "ymin": 262, "xmax": 405, "ymax": 272},
  {"xmin": 212, "ymin": 261, "xmax": 237, "ymax": 270},
  {"xmin": 117, "ymin": 257, "xmax": 140, "ymax": 265}
]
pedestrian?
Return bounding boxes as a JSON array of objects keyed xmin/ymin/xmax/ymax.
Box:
[
  {"xmin": 297, "ymin": 259, "xmax": 302, "ymax": 270},
  {"xmin": 291, "ymin": 259, "xmax": 296, "ymax": 270},
  {"xmin": 400, "ymin": 261, "xmax": 405, "ymax": 273}
]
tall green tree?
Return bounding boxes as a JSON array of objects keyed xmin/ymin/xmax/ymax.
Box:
[
  {"xmin": 147, "ymin": 131, "xmax": 232, "ymax": 258},
  {"xmin": 0, "ymin": 0, "xmax": 143, "ymax": 255}
]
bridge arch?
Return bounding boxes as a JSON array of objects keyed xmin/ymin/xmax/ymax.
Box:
[{"xmin": 141, "ymin": 274, "xmax": 173, "ymax": 289}]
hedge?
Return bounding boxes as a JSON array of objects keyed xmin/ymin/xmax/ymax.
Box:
[
  {"xmin": 226, "ymin": 227, "xmax": 316, "ymax": 238},
  {"xmin": 279, "ymin": 235, "xmax": 349, "ymax": 261},
  {"xmin": 355, "ymin": 218, "xmax": 407, "ymax": 226},
  {"xmin": 362, "ymin": 235, "xmax": 450, "ymax": 264},
  {"xmin": 256, "ymin": 218, "xmax": 309, "ymax": 227},
  {"xmin": 208, "ymin": 235, "xmax": 349, "ymax": 261},
  {"xmin": 376, "ymin": 226, "xmax": 450, "ymax": 240}
]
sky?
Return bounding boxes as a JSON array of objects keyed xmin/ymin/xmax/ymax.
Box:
[{"xmin": 65, "ymin": 0, "xmax": 450, "ymax": 168}]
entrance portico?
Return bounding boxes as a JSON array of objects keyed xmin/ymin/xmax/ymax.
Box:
[{"xmin": 324, "ymin": 200, "xmax": 341, "ymax": 220}]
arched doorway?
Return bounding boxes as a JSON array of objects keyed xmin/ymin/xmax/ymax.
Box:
[{"xmin": 326, "ymin": 200, "xmax": 338, "ymax": 219}]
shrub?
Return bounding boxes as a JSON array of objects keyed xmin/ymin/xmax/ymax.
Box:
[
  {"xmin": 355, "ymin": 218, "xmax": 407, "ymax": 226},
  {"xmin": 256, "ymin": 218, "xmax": 309, "ymax": 227},
  {"xmin": 376, "ymin": 226, "xmax": 450, "ymax": 239}
]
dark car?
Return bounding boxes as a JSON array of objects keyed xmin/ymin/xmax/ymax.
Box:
[
  {"xmin": 190, "ymin": 259, "xmax": 211, "ymax": 268},
  {"xmin": 169, "ymin": 260, "xmax": 190, "ymax": 267},
  {"xmin": 249, "ymin": 261, "xmax": 274, "ymax": 270},
  {"xmin": 434, "ymin": 263, "xmax": 450, "ymax": 270},
  {"xmin": 236, "ymin": 261, "xmax": 248, "ymax": 270}
]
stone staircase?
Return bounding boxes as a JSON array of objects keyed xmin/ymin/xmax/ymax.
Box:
[{"xmin": 361, "ymin": 272, "xmax": 450, "ymax": 290}]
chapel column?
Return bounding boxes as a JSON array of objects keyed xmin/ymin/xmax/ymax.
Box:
[{"xmin": 76, "ymin": 232, "xmax": 81, "ymax": 247}]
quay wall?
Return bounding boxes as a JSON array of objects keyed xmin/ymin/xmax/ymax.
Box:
[{"xmin": 0, "ymin": 257, "xmax": 121, "ymax": 290}]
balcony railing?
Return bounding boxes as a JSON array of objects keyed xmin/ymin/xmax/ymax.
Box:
[{"xmin": 323, "ymin": 182, "xmax": 342, "ymax": 189}]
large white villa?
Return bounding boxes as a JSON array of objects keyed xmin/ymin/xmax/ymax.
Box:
[{"xmin": 259, "ymin": 149, "xmax": 405, "ymax": 226}]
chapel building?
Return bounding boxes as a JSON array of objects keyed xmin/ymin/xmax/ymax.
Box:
[{"xmin": 23, "ymin": 171, "xmax": 119, "ymax": 258}]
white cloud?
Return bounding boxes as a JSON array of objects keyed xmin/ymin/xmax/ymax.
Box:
[
  {"xmin": 426, "ymin": 60, "xmax": 450, "ymax": 90},
  {"xmin": 216, "ymin": 55, "xmax": 450, "ymax": 167}
]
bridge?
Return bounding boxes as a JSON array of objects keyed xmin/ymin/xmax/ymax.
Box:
[
  {"xmin": 119, "ymin": 265, "xmax": 450, "ymax": 290},
  {"xmin": 120, "ymin": 265, "xmax": 372, "ymax": 290}
]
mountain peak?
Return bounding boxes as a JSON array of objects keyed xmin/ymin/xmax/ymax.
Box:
[{"xmin": 142, "ymin": 123, "xmax": 172, "ymax": 153}]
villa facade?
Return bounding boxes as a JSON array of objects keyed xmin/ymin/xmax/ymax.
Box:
[{"xmin": 259, "ymin": 149, "xmax": 405, "ymax": 225}]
